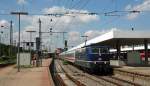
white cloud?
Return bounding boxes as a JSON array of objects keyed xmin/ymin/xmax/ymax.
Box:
[
  {"xmin": 68, "ymin": 31, "xmax": 81, "ymax": 46},
  {"xmin": 110, "ymin": 27, "xmax": 118, "ymax": 31},
  {"xmin": 68, "ymin": 31, "xmax": 80, "ymax": 41},
  {"xmin": 84, "ymin": 30, "xmax": 102, "ymax": 40},
  {"xmin": 15, "ymin": 6, "xmax": 99, "ymax": 51},
  {"xmin": 17, "ymin": 0, "xmax": 27, "ymax": 5},
  {"xmin": 125, "ymin": 4, "xmax": 132, "ymax": 10},
  {"xmin": 78, "ymin": 15, "xmax": 98, "ymax": 23},
  {"xmin": 21, "ymin": 6, "xmax": 99, "ymax": 31},
  {"xmin": 126, "ymin": 0, "xmax": 150, "ymax": 20},
  {"xmin": 42, "ymin": 6, "xmax": 99, "ymax": 24},
  {"xmin": 67, "ymin": 28, "xmax": 120, "ymax": 47},
  {"xmin": 0, "ymin": 20, "xmax": 11, "ymax": 44},
  {"xmin": 0, "ymin": 20, "xmax": 9, "ymax": 28}
]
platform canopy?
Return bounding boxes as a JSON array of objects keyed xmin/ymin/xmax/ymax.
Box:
[
  {"xmin": 67, "ymin": 30, "xmax": 150, "ymax": 64},
  {"xmin": 89, "ymin": 30, "xmax": 150, "ymax": 47},
  {"xmin": 69, "ymin": 30, "xmax": 150, "ymax": 51}
]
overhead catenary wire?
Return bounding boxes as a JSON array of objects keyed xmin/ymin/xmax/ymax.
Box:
[
  {"xmin": 0, "ymin": 1, "xmax": 149, "ymax": 36},
  {"xmin": 46, "ymin": 0, "xmax": 92, "ymax": 29},
  {"xmin": 65, "ymin": 0, "xmax": 73, "ymax": 8},
  {"xmin": 70, "ymin": 0, "xmax": 82, "ymax": 9},
  {"xmin": 57, "ymin": 0, "xmax": 91, "ymax": 31},
  {"xmin": 44, "ymin": 0, "xmax": 90, "ymax": 34},
  {"xmin": 45, "ymin": 0, "xmax": 91, "ymax": 48},
  {"xmin": 59, "ymin": 0, "xmax": 91, "ymax": 46},
  {"xmin": 1, "ymin": 1, "xmax": 149, "ymax": 48}
]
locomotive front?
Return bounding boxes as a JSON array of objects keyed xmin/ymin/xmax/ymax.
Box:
[{"xmin": 87, "ymin": 46, "xmax": 112, "ymax": 74}]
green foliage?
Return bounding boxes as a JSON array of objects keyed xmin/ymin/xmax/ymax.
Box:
[
  {"xmin": 0, "ymin": 56, "xmax": 16, "ymax": 64},
  {"xmin": 14, "ymin": 65, "xmax": 33, "ymax": 68},
  {"xmin": 0, "ymin": 43, "xmax": 30, "ymax": 64},
  {"xmin": 0, "ymin": 43, "xmax": 17, "ymax": 56},
  {"xmin": 0, "ymin": 43, "xmax": 17, "ymax": 64},
  {"xmin": 63, "ymin": 60, "xmax": 68, "ymax": 65}
]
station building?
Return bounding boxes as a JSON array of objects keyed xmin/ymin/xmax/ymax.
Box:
[{"xmin": 69, "ymin": 30, "xmax": 150, "ymax": 66}]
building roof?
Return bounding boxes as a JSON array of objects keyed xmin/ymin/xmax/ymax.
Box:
[{"xmin": 68, "ymin": 30, "xmax": 150, "ymax": 52}]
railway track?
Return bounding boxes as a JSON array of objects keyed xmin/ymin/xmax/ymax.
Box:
[
  {"xmin": 94, "ymin": 76, "xmax": 141, "ymax": 86},
  {"xmin": 55, "ymin": 60, "xmax": 82, "ymax": 86},
  {"xmin": 114, "ymin": 69, "xmax": 150, "ymax": 80},
  {"xmin": 56, "ymin": 59, "xmax": 141, "ymax": 86},
  {"xmin": 114, "ymin": 69, "xmax": 150, "ymax": 85}
]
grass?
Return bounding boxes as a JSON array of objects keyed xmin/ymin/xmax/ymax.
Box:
[
  {"xmin": 0, "ymin": 56, "xmax": 16, "ymax": 65},
  {"xmin": 63, "ymin": 60, "xmax": 68, "ymax": 65},
  {"xmin": 14, "ymin": 65, "xmax": 33, "ymax": 68}
]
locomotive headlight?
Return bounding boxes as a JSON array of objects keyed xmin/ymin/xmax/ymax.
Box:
[{"xmin": 98, "ymin": 58, "xmax": 102, "ymax": 60}]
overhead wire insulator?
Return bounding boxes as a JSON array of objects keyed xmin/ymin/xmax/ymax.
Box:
[
  {"xmin": 1, "ymin": 25, "xmax": 4, "ymax": 27},
  {"xmin": 49, "ymin": 27, "xmax": 52, "ymax": 35},
  {"xmin": 88, "ymin": 13, "xmax": 97, "ymax": 15},
  {"xmin": 129, "ymin": 10, "xmax": 140, "ymax": 13},
  {"xmin": 50, "ymin": 19, "xmax": 53, "ymax": 22}
]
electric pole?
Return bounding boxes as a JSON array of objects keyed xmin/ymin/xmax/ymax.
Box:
[
  {"xmin": 81, "ymin": 35, "xmax": 88, "ymax": 47},
  {"xmin": 9, "ymin": 20, "xmax": 13, "ymax": 57},
  {"xmin": 0, "ymin": 31, "xmax": 3, "ymax": 57},
  {"xmin": 11, "ymin": 11, "xmax": 28, "ymax": 72},
  {"xmin": 37, "ymin": 18, "xmax": 42, "ymax": 67}
]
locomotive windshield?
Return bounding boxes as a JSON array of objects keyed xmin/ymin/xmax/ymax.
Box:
[
  {"xmin": 91, "ymin": 48, "xmax": 99, "ymax": 53},
  {"xmin": 100, "ymin": 48, "xmax": 109, "ymax": 53},
  {"xmin": 91, "ymin": 47, "xmax": 109, "ymax": 54}
]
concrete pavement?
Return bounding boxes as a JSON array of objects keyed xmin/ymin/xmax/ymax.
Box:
[{"xmin": 0, "ymin": 59, "xmax": 54, "ymax": 86}]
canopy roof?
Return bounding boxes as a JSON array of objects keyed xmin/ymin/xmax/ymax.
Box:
[{"xmin": 68, "ymin": 30, "xmax": 150, "ymax": 52}]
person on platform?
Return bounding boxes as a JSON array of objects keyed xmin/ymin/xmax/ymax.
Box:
[{"xmin": 32, "ymin": 54, "xmax": 37, "ymax": 66}]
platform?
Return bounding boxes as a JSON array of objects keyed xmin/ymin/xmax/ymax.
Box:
[{"xmin": 0, "ymin": 59, "xmax": 54, "ymax": 86}]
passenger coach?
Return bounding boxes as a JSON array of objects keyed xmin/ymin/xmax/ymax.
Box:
[{"xmin": 60, "ymin": 45, "xmax": 112, "ymax": 74}]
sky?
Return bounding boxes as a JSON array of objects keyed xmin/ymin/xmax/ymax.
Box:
[{"xmin": 0, "ymin": 0, "xmax": 150, "ymax": 51}]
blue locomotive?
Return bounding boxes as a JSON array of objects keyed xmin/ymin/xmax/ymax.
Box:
[{"xmin": 60, "ymin": 45, "xmax": 112, "ymax": 74}]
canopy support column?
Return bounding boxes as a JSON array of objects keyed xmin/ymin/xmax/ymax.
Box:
[
  {"xmin": 116, "ymin": 40, "xmax": 121, "ymax": 60},
  {"xmin": 144, "ymin": 39, "xmax": 148, "ymax": 65}
]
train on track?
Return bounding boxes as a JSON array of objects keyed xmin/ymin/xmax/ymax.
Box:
[{"xmin": 59, "ymin": 45, "xmax": 113, "ymax": 74}]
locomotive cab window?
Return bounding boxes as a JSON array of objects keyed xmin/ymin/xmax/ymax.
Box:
[
  {"xmin": 91, "ymin": 47, "xmax": 109, "ymax": 54},
  {"xmin": 91, "ymin": 48, "xmax": 99, "ymax": 54},
  {"xmin": 100, "ymin": 48, "xmax": 109, "ymax": 53}
]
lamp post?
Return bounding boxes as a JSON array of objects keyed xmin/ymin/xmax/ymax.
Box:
[
  {"xmin": 9, "ymin": 20, "xmax": 13, "ymax": 57},
  {"xmin": 0, "ymin": 31, "xmax": 3, "ymax": 57},
  {"xmin": 81, "ymin": 35, "xmax": 88, "ymax": 47},
  {"xmin": 11, "ymin": 11, "xmax": 28, "ymax": 72},
  {"xmin": 38, "ymin": 18, "xmax": 42, "ymax": 67},
  {"xmin": 26, "ymin": 30, "xmax": 36, "ymax": 64},
  {"xmin": 131, "ymin": 27, "xmax": 134, "ymax": 51}
]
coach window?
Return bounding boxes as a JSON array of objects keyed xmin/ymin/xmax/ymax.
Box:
[
  {"xmin": 75, "ymin": 50, "xmax": 80, "ymax": 58},
  {"xmin": 81, "ymin": 48, "xmax": 86, "ymax": 58}
]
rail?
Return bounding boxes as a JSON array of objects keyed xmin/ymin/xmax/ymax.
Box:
[
  {"xmin": 60, "ymin": 60, "xmax": 141, "ymax": 86},
  {"xmin": 114, "ymin": 69, "xmax": 150, "ymax": 80},
  {"xmin": 57, "ymin": 60, "xmax": 85, "ymax": 86},
  {"xmin": 54, "ymin": 59, "xmax": 142, "ymax": 86}
]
